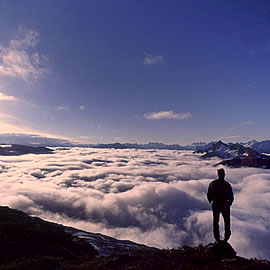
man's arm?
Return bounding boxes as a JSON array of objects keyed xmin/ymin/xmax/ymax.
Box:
[
  {"xmin": 227, "ymin": 184, "xmax": 234, "ymax": 206},
  {"xmin": 207, "ymin": 183, "xmax": 213, "ymax": 203}
]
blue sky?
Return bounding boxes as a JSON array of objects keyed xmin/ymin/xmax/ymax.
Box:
[{"xmin": 0, "ymin": 0, "xmax": 270, "ymax": 144}]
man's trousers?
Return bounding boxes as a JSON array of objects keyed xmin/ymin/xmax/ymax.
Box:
[{"xmin": 212, "ymin": 204, "xmax": 231, "ymax": 241}]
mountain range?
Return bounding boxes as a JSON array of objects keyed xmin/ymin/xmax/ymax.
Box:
[
  {"xmin": 1, "ymin": 133, "xmax": 270, "ymax": 154},
  {"xmin": 194, "ymin": 141, "xmax": 270, "ymax": 169},
  {"xmin": 74, "ymin": 140, "xmax": 270, "ymax": 153},
  {"xmin": 1, "ymin": 139, "xmax": 270, "ymax": 169}
]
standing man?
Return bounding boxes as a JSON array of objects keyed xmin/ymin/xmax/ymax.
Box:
[{"xmin": 207, "ymin": 168, "xmax": 234, "ymax": 242}]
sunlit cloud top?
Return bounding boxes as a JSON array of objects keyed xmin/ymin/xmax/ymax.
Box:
[{"xmin": 0, "ymin": 92, "xmax": 17, "ymax": 101}]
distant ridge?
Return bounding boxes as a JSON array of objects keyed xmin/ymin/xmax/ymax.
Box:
[
  {"xmin": 88, "ymin": 142, "xmax": 199, "ymax": 150},
  {"xmin": 0, "ymin": 144, "xmax": 53, "ymax": 156},
  {"xmin": 1, "ymin": 133, "xmax": 270, "ymax": 155},
  {"xmin": 86, "ymin": 139, "xmax": 270, "ymax": 155}
]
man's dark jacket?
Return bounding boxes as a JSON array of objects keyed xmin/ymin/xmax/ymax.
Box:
[{"xmin": 207, "ymin": 179, "xmax": 234, "ymax": 206}]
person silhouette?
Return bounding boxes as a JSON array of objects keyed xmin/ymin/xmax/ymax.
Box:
[{"xmin": 207, "ymin": 168, "xmax": 234, "ymax": 242}]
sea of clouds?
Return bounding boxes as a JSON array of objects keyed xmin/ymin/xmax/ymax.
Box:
[{"xmin": 0, "ymin": 147, "xmax": 269, "ymax": 259}]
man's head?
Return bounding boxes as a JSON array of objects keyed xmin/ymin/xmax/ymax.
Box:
[{"xmin": 217, "ymin": 168, "xmax": 225, "ymax": 180}]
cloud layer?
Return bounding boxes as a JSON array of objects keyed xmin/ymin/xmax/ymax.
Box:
[
  {"xmin": 0, "ymin": 148, "xmax": 269, "ymax": 259},
  {"xmin": 0, "ymin": 26, "xmax": 47, "ymax": 81}
]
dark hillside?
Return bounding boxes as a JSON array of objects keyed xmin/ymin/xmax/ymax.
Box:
[
  {"xmin": 0, "ymin": 206, "xmax": 269, "ymax": 269},
  {"xmin": 0, "ymin": 206, "xmax": 97, "ymax": 264}
]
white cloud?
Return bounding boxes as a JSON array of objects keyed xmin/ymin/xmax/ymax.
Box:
[
  {"xmin": 144, "ymin": 110, "xmax": 192, "ymax": 120},
  {"xmin": 229, "ymin": 121, "xmax": 255, "ymax": 131},
  {"xmin": 0, "ymin": 113, "xmax": 17, "ymax": 121},
  {"xmin": 0, "ymin": 92, "xmax": 17, "ymax": 101},
  {"xmin": 0, "ymin": 148, "xmax": 269, "ymax": 259},
  {"xmin": 0, "ymin": 133, "xmax": 73, "ymax": 146},
  {"xmin": 78, "ymin": 136, "xmax": 95, "ymax": 144},
  {"xmin": 10, "ymin": 26, "xmax": 39, "ymax": 49},
  {"xmin": 0, "ymin": 121, "xmax": 37, "ymax": 134},
  {"xmin": 143, "ymin": 54, "xmax": 164, "ymax": 65},
  {"xmin": 0, "ymin": 112, "xmax": 73, "ymax": 143},
  {"xmin": 0, "ymin": 26, "xmax": 48, "ymax": 81},
  {"xmin": 79, "ymin": 105, "xmax": 85, "ymax": 111},
  {"xmin": 0, "ymin": 113, "xmax": 38, "ymax": 134},
  {"xmin": 0, "ymin": 121, "xmax": 71, "ymax": 143},
  {"xmin": 219, "ymin": 135, "xmax": 252, "ymax": 142},
  {"xmin": 56, "ymin": 106, "xmax": 69, "ymax": 111},
  {"xmin": 245, "ymin": 121, "xmax": 255, "ymax": 126}
]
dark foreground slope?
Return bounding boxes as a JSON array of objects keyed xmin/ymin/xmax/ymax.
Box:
[
  {"xmin": 0, "ymin": 206, "xmax": 97, "ymax": 268},
  {"xmin": 0, "ymin": 206, "xmax": 269, "ymax": 270}
]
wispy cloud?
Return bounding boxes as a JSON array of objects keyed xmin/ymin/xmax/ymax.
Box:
[
  {"xmin": 79, "ymin": 105, "xmax": 85, "ymax": 111},
  {"xmin": 0, "ymin": 133, "xmax": 73, "ymax": 146},
  {"xmin": 0, "ymin": 112, "xmax": 17, "ymax": 121},
  {"xmin": 0, "ymin": 92, "xmax": 17, "ymax": 101},
  {"xmin": 0, "ymin": 113, "xmax": 41, "ymax": 134},
  {"xmin": 79, "ymin": 136, "xmax": 93, "ymax": 141},
  {"xmin": 219, "ymin": 135, "xmax": 252, "ymax": 142},
  {"xmin": 0, "ymin": 121, "xmax": 38, "ymax": 134},
  {"xmin": 229, "ymin": 121, "xmax": 255, "ymax": 130},
  {"xmin": 56, "ymin": 106, "xmax": 69, "ymax": 111},
  {"xmin": 0, "ymin": 112, "xmax": 72, "ymax": 143},
  {"xmin": 144, "ymin": 110, "xmax": 192, "ymax": 120},
  {"xmin": 0, "ymin": 26, "xmax": 48, "ymax": 81},
  {"xmin": 143, "ymin": 54, "xmax": 164, "ymax": 65}
]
